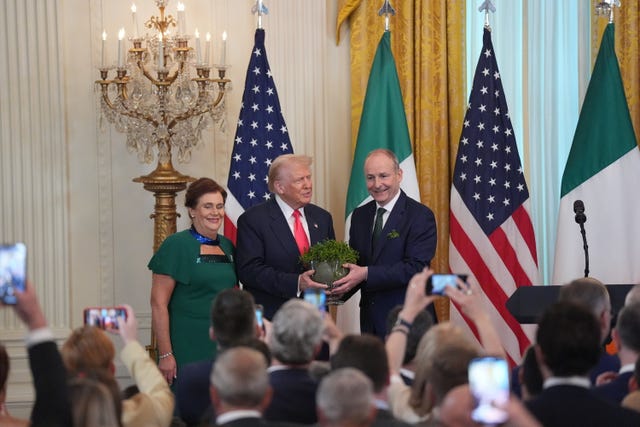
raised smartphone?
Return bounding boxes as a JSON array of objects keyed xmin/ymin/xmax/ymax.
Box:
[
  {"xmin": 426, "ymin": 273, "xmax": 468, "ymax": 295},
  {"xmin": 469, "ymin": 356, "xmax": 510, "ymax": 425},
  {"xmin": 83, "ymin": 306, "xmax": 127, "ymax": 330},
  {"xmin": 0, "ymin": 243, "xmax": 27, "ymax": 305},
  {"xmin": 304, "ymin": 288, "xmax": 326, "ymax": 312},
  {"xmin": 255, "ymin": 304, "xmax": 264, "ymax": 328}
]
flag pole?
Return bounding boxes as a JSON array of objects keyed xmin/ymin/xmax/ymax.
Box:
[
  {"xmin": 478, "ymin": 0, "xmax": 496, "ymax": 29},
  {"xmin": 378, "ymin": 0, "xmax": 396, "ymax": 32},
  {"xmin": 252, "ymin": 0, "xmax": 269, "ymax": 30}
]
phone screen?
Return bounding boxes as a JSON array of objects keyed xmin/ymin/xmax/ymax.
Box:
[
  {"xmin": 83, "ymin": 307, "xmax": 127, "ymax": 330},
  {"xmin": 304, "ymin": 289, "xmax": 326, "ymax": 312},
  {"xmin": 0, "ymin": 243, "xmax": 27, "ymax": 305},
  {"xmin": 255, "ymin": 304, "xmax": 264, "ymax": 328},
  {"xmin": 426, "ymin": 274, "xmax": 467, "ymax": 295},
  {"xmin": 469, "ymin": 356, "xmax": 509, "ymax": 425}
]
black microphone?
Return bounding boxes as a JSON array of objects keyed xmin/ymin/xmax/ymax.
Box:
[
  {"xmin": 573, "ymin": 200, "xmax": 587, "ymax": 225},
  {"xmin": 573, "ymin": 199, "xmax": 589, "ymax": 277}
]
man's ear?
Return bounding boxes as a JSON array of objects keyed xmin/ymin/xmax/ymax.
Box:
[
  {"xmin": 210, "ymin": 326, "xmax": 215, "ymax": 341},
  {"xmin": 629, "ymin": 375, "xmax": 638, "ymax": 393},
  {"xmin": 259, "ymin": 385, "xmax": 273, "ymax": 411},
  {"xmin": 612, "ymin": 328, "xmax": 621, "ymax": 348}
]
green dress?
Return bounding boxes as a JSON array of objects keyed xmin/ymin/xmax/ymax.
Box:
[{"xmin": 148, "ymin": 229, "xmax": 237, "ymax": 367}]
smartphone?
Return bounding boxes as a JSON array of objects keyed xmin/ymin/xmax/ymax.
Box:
[
  {"xmin": 0, "ymin": 243, "xmax": 27, "ymax": 305},
  {"xmin": 255, "ymin": 304, "xmax": 264, "ymax": 328},
  {"xmin": 426, "ymin": 273, "xmax": 468, "ymax": 295},
  {"xmin": 83, "ymin": 306, "xmax": 127, "ymax": 330},
  {"xmin": 468, "ymin": 356, "xmax": 509, "ymax": 425},
  {"xmin": 304, "ymin": 289, "xmax": 326, "ymax": 312}
]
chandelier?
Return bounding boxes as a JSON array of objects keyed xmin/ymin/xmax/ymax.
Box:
[{"xmin": 96, "ymin": 0, "xmax": 229, "ymax": 167}]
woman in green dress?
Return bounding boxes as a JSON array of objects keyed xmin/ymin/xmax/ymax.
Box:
[{"xmin": 149, "ymin": 178, "xmax": 237, "ymax": 385}]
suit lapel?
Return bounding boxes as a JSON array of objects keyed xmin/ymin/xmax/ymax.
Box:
[
  {"xmin": 267, "ymin": 199, "xmax": 300, "ymax": 259},
  {"xmin": 304, "ymin": 206, "xmax": 323, "ymax": 245}
]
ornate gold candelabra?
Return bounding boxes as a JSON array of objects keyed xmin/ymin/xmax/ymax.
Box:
[{"xmin": 96, "ymin": 0, "xmax": 230, "ymax": 359}]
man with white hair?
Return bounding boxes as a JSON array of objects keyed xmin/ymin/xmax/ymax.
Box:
[
  {"xmin": 264, "ymin": 299, "xmax": 325, "ymax": 424},
  {"xmin": 317, "ymin": 368, "xmax": 376, "ymax": 427}
]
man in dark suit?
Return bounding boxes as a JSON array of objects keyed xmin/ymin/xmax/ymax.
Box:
[
  {"xmin": 209, "ymin": 346, "xmax": 297, "ymax": 427},
  {"xmin": 593, "ymin": 302, "xmax": 640, "ymax": 403},
  {"xmin": 176, "ymin": 288, "xmax": 262, "ymax": 425},
  {"xmin": 330, "ymin": 334, "xmax": 412, "ymax": 427},
  {"xmin": 236, "ymin": 154, "xmax": 335, "ymax": 319},
  {"xmin": 7, "ymin": 281, "xmax": 72, "ymax": 427},
  {"xmin": 526, "ymin": 301, "xmax": 640, "ymax": 427},
  {"xmin": 332, "ymin": 149, "xmax": 437, "ymax": 339},
  {"xmin": 264, "ymin": 299, "xmax": 324, "ymax": 425}
]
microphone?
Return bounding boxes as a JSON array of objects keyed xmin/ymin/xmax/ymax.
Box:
[
  {"xmin": 573, "ymin": 200, "xmax": 587, "ymax": 225},
  {"xmin": 572, "ymin": 199, "xmax": 589, "ymax": 277}
]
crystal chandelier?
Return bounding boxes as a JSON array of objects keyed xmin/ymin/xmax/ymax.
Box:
[{"xmin": 96, "ymin": 0, "xmax": 229, "ymax": 168}]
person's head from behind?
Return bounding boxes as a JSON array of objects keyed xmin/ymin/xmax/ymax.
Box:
[
  {"xmin": 612, "ymin": 302, "xmax": 640, "ymax": 354},
  {"xmin": 316, "ymin": 368, "xmax": 376, "ymax": 427},
  {"xmin": 385, "ymin": 305, "xmax": 434, "ymax": 367},
  {"xmin": 559, "ymin": 277, "xmax": 611, "ymax": 343},
  {"xmin": 269, "ymin": 299, "xmax": 323, "ymax": 365},
  {"xmin": 184, "ymin": 177, "xmax": 228, "ymax": 237},
  {"xmin": 330, "ymin": 334, "xmax": 388, "ymax": 394},
  {"xmin": 364, "ymin": 149, "xmax": 403, "ymax": 208},
  {"xmin": 268, "ymin": 154, "xmax": 313, "ymax": 209},
  {"xmin": 519, "ymin": 345, "xmax": 543, "ymax": 401},
  {"xmin": 210, "ymin": 346, "xmax": 271, "ymax": 413},
  {"xmin": 535, "ymin": 301, "xmax": 601, "ymax": 378},
  {"xmin": 62, "ymin": 326, "xmax": 115, "ymax": 377},
  {"xmin": 438, "ymin": 384, "xmax": 479, "ymax": 427},
  {"xmin": 625, "ymin": 284, "xmax": 640, "ymax": 306},
  {"xmin": 69, "ymin": 374, "xmax": 122, "ymax": 427},
  {"xmin": 410, "ymin": 323, "xmax": 479, "ymax": 417},
  {"xmin": 210, "ymin": 288, "xmax": 257, "ymax": 350}
]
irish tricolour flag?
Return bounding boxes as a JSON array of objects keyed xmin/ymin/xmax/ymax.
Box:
[{"xmin": 552, "ymin": 23, "xmax": 640, "ymax": 285}]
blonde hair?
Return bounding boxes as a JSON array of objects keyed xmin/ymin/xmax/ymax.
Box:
[
  {"xmin": 69, "ymin": 376, "xmax": 121, "ymax": 427},
  {"xmin": 62, "ymin": 326, "xmax": 115, "ymax": 376},
  {"xmin": 267, "ymin": 154, "xmax": 312, "ymax": 193},
  {"xmin": 409, "ymin": 323, "xmax": 479, "ymax": 416}
]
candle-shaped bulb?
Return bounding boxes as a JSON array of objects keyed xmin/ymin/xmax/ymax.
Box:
[
  {"xmin": 194, "ymin": 28, "xmax": 202, "ymax": 63},
  {"xmin": 158, "ymin": 32, "xmax": 164, "ymax": 69},
  {"xmin": 117, "ymin": 28, "xmax": 125, "ymax": 67},
  {"xmin": 205, "ymin": 32, "xmax": 211, "ymax": 65},
  {"xmin": 131, "ymin": 4, "xmax": 139, "ymax": 38},
  {"xmin": 101, "ymin": 30, "xmax": 107, "ymax": 68},
  {"xmin": 220, "ymin": 31, "xmax": 227, "ymax": 65},
  {"xmin": 177, "ymin": 2, "xmax": 186, "ymax": 36}
]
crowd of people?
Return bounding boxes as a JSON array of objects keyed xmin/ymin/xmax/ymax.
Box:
[{"xmin": 2, "ymin": 150, "xmax": 640, "ymax": 427}]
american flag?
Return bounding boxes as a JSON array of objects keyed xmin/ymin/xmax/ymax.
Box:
[
  {"xmin": 224, "ymin": 28, "xmax": 293, "ymax": 243},
  {"xmin": 449, "ymin": 28, "xmax": 539, "ymax": 365}
]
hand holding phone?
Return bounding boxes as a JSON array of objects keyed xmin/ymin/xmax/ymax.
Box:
[
  {"xmin": 426, "ymin": 273, "xmax": 468, "ymax": 295},
  {"xmin": 469, "ymin": 356, "xmax": 509, "ymax": 425},
  {"xmin": 0, "ymin": 243, "xmax": 27, "ymax": 305},
  {"xmin": 83, "ymin": 306, "xmax": 127, "ymax": 331}
]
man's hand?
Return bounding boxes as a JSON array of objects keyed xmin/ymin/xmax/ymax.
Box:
[
  {"xmin": 330, "ymin": 263, "xmax": 367, "ymax": 296},
  {"xmin": 298, "ymin": 270, "xmax": 328, "ymax": 292}
]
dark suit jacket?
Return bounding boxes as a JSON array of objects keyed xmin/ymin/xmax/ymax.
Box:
[
  {"xmin": 175, "ymin": 359, "xmax": 214, "ymax": 425},
  {"xmin": 348, "ymin": 191, "xmax": 436, "ymax": 338},
  {"xmin": 264, "ymin": 368, "xmax": 318, "ymax": 425},
  {"xmin": 526, "ymin": 384, "xmax": 640, "ymax": 427},
  {"xmin": 29, "ymin": 341, "xmax": 73, "ymax": 427},
  {"xmin": 373, "ymin": 408, "xmax": 413, "ymax": 427},
  {"xmin": 593, "ymin": 371, "xmax": 634, "ymax": 403},
  {"xmin": 236, "ymin": 198, "xmax": 335, "ymax": 319}
]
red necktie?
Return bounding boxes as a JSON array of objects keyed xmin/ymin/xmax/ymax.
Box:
[{"xmin": 293, "ymin": 209, "xmax": 310, "ymax": 254}]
